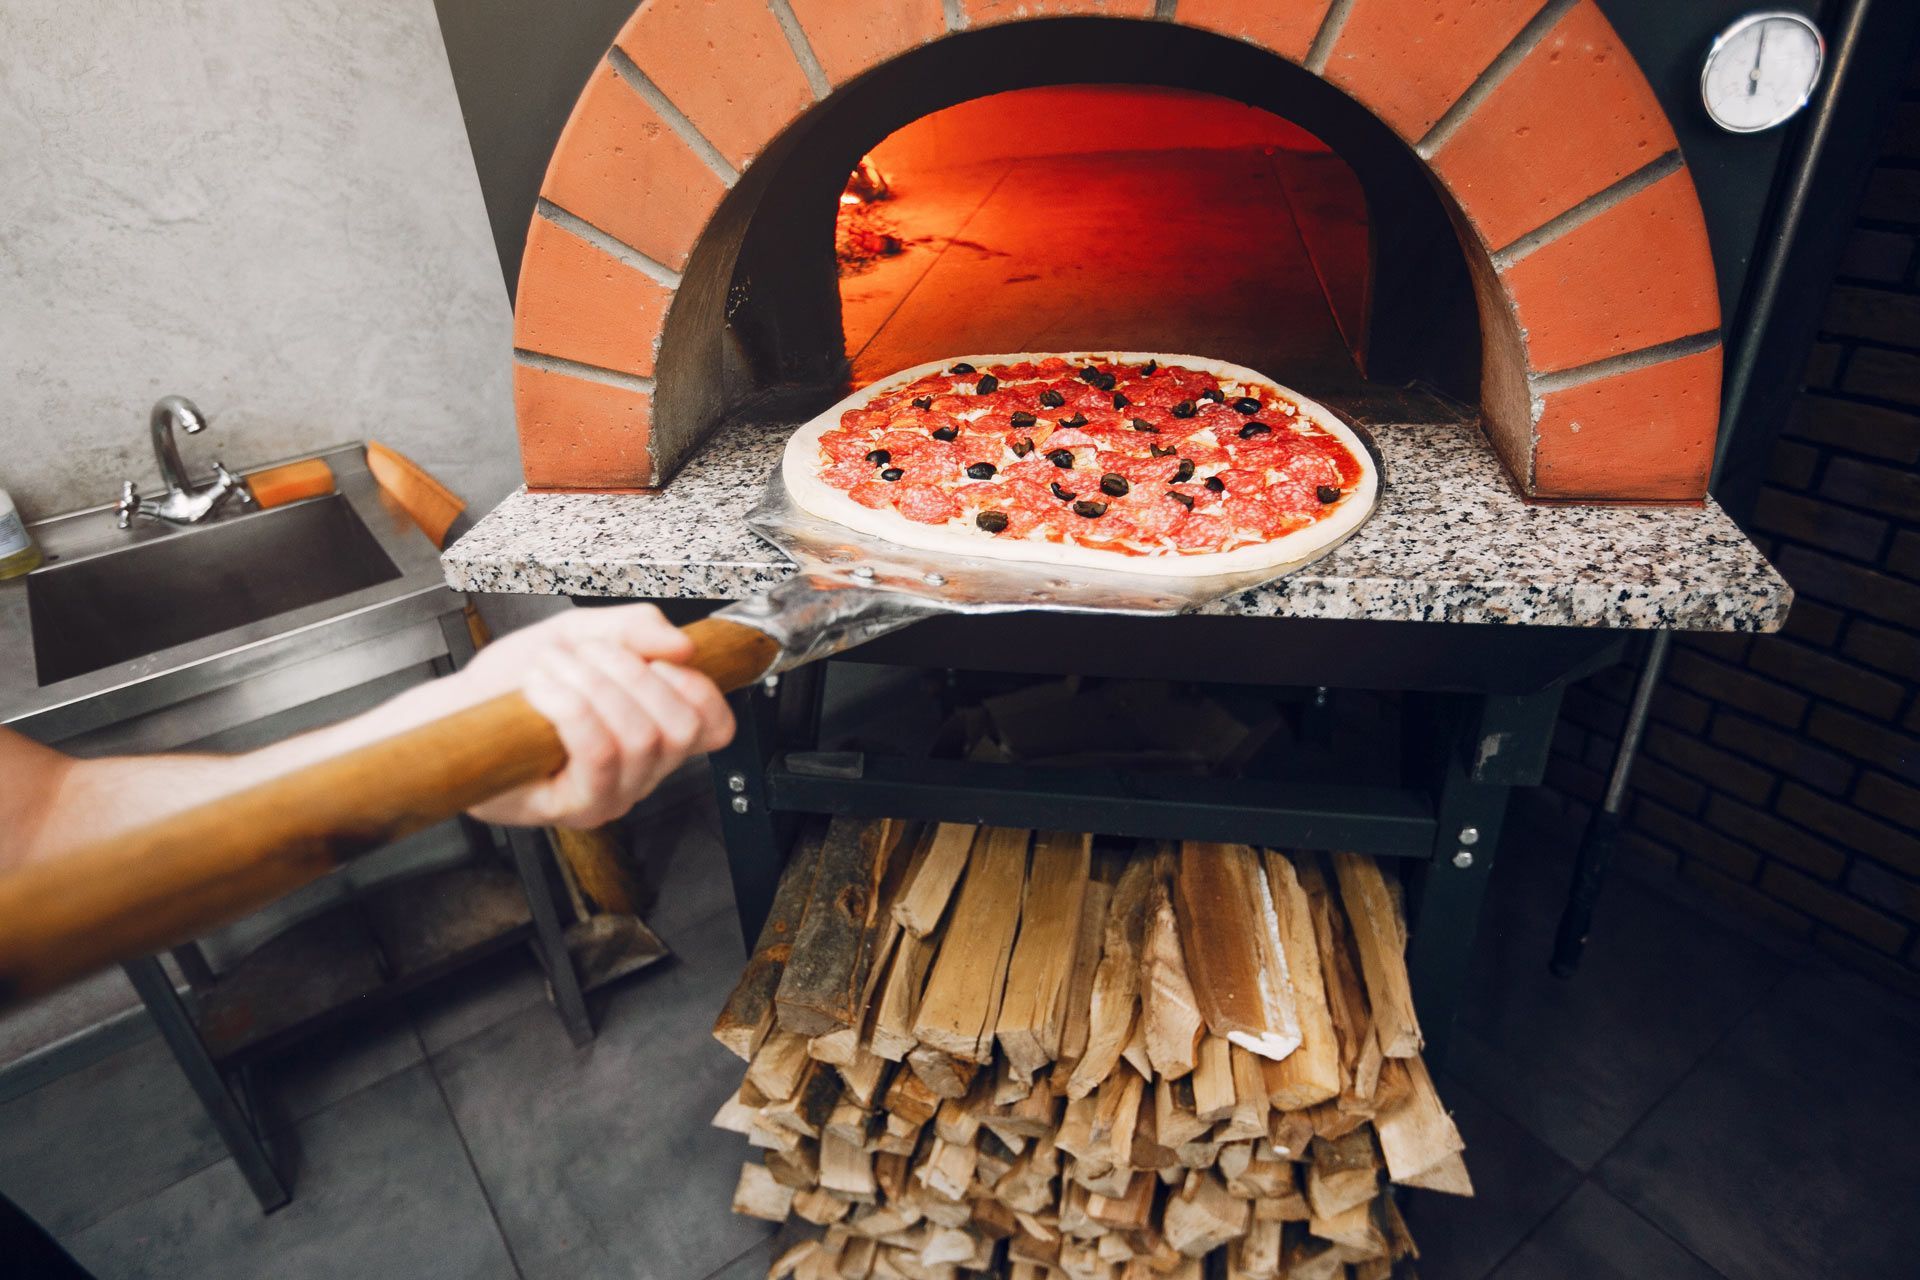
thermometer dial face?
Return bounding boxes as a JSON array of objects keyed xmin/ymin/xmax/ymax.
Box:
[{"xmin": 1702, "ymin": 11, "xmax": 1824, "ymax": 134}]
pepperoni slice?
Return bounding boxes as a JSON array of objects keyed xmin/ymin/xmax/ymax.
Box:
[
  {"xmin": 1172, "ymin": 513, "xmax": 1230, "ymax": 552},
  {"xmin": 848, "ymin": 481, "xmax": 893, "ymax": 510},
  {"xmin": 822, "ymin": 459, "xmax": 877, "ymax": 490},
  {"xmin": 894, "ymin": 483, "xmax": 959, "ymax": 524}
]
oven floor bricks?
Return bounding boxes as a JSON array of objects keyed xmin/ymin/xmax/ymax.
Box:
[
  {"xmin": 513, "ymin": 0, "xmax": 1724, "ymax": 501},
  {"xmin": 1543, "ymin": 70, "xmax": 1920, "ymax": 995}
]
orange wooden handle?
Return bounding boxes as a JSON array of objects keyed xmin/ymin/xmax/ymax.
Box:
[{"xmin": 0, "ymin": 616, "xmax": 780, "ymax": 1006}]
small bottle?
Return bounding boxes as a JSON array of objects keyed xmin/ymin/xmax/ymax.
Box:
[{"xmin": 0, "ymin": 487, "xmax": 43, "ymax": 580}]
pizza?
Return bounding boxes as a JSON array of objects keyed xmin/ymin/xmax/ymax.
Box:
[{"xmin": 781, "ymin": 353, "xmax": 1377, "ymax": 578}]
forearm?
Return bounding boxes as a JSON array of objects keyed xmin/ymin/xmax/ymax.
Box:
[{"xmin": 8, "ymin": 683, "xmax": 447, "ymax": 870}]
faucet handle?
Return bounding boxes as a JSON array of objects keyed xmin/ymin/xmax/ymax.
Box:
[
  {"xmin": 115, "ymin": 481, "xmax": 141, "ymax": 529},
  {"xmin": 211, "ymin": 460, "xmax": 254, "ymax": 510}
]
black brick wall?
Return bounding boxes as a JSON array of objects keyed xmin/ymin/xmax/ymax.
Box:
[{"xmin": 1542, "ymin": 65, "xmax": 1920, "ymax": 996}]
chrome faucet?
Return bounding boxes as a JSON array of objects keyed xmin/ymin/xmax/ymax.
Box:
[{"xmin": 115, "ymin": 396, "xmax": 252, "ymax": 528}]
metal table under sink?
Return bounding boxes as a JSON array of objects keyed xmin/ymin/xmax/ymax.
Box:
[{"xmin": 1, "ymin": 444, "xmax": 595, "ymax": 1213}]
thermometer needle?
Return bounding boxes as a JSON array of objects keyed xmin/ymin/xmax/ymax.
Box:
[{"xmin": 1749, "ymin": 25, "xmax": 1767, "ymax": 95}]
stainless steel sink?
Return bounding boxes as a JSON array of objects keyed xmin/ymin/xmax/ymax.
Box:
[
  {"xmin": 28, "ymin": 495, "xmax": 402, "ymax": 686},
  {"xmin": 1, "ymin": 443, "xmax": 465, "ymax": 744}
]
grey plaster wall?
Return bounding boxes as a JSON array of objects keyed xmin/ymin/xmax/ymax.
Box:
[{"xmin": 0, "ymin": 0, "xmax": 521, "ymax": 521}]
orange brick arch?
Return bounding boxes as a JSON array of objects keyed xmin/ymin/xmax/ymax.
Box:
[{"xmin": 511, "ymin": 0, "xmax": 1723, "ymax": 503}]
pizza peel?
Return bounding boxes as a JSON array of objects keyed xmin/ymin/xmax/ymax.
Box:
[{"xmin": 0, "ymin": 435, "xmax": 1379, "ymax": 1006}]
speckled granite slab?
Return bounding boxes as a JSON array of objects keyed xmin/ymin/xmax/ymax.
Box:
[{"xmin": 444, "ymin": 417, "xmax": 1791, "ymax": 632}]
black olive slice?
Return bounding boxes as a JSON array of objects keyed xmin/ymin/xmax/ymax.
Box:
[
  {"xmin": 1078, "ymin": 366, "xmax": 1102, "ymax": 383},
  {"xmin": 1010, "ymin": 410, "xmax": 1037, "ymax": 428},
  {"xmin": 966, "ymin": 462, "xmax": 997, "ymax": 480},
  {"xmin": 1039, "ymin": 389, "xmax": 1066, "ymax": 408},
  {"xmin": 1051, "ymin": 481, "xmax": 1077, "ymax": 501},
  {"xmin": 1239, "ymin": 422, "xmax": 1271, "ymax": 439},
  {"xmin": 1233, "ymin": 397, "xmax": 1261, "ymax": 415},
  {"xmin": 1204, "ymin": 476, "xmax": 1226, "ymax": 493},
  {"xmin": 865, "ymin": 449, "xmax": 890, "ymax": 465},
  {"xmin": 1141, "ymin": 360, "xmax": 1158, "ymax": 376},
  {"xmin": 912, "ymin": 396, "xmax": 934, "ymax": 410},
  {"xmin": 1112, "ymin": 392, "xmax": 1130, "ymax": 409},
  {"xmin": 1099, "ymin": 473, "xmax": 1130, "ymax": 497},
  {"xmin": 1130, "ymin": 418, "xmax": 1159, "ymax": 433},
  {"xmin": 1317, "ymin": 485, "xmax": 1342, "ymax": 504},
  {"xmin": 1092, "ymin": 372, "xmax": 1117, "ymax": 392},
  {"xmin": 1149, "ymin": 442, "xmax": 1177, "ymax": 458},
  {"xmin": 1011, "ymin": 436, "xmax": 1035, "ymax": 457},
  {"xmin": 1201, "ymin": 388, "xmax": 1225, "ymax": 403},
  {"xmin": 1171, "ymin": 400, "xmax": 1196, "ymax": 419},
  {"xmin": 1059, "ymin": 412, "xmax": 1089, "ymax": 429},
  {"xmin": 1174, "ymin": 459, "xmax": 1196, "ymax": 483},
  {"xmin": 881, "ymin": 468, "xmax": 904, "ymax": 481},
  {"xmin": 950, "ymin": 362, "xmax": 975, "ymax": 374},
  {"xmin": 1071, "ymin": 499, "xmax": 1109, "ymax": 518},
  {"xmin": 1047, "ymin": 448, "xmax": 1075, "ymax": 468},
  {"xmin": 931, "ymin": 425, "xmax": 958, "ymax": 441},
  {"xmin": 975, "ymin": 374, "xmax": 999, "ymax": 395},
  {"xmin": 1168, "ymin": 490, "xmax": 1194, "ymax": 510},
  {"xmin": 976, "ymin": 510, "xmax": 1009, "ymax": 533}
]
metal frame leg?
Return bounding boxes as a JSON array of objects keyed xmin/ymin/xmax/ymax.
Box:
[
  {"xmin": 710, "ymin": 682, "xmax": 796, "ymax": 947},
  {"xmin": 438, "ymin": 608, "xmax": 594, "ymax": 1044},
  {"xmin": 502, "ymin": 826, "xmax": 595, "ymax": 1046},
  {"xmin": 122, "ymin": 957, "xmax": 289, "ymax": 1213}
]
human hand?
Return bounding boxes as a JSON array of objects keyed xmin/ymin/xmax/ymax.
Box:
[{"xmin": 392, "ymin": 605, "xmax": 735, "ymax": 828}]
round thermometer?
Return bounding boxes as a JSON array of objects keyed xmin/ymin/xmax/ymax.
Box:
[{"xmin": 1701, "ymin": 11, "xmax": 1825, "ymax": 133}]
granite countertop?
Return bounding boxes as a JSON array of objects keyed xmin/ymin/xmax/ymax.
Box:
[{"xmin": 444, "ymin": 416, "xmax": 1792, "ymax": 632}]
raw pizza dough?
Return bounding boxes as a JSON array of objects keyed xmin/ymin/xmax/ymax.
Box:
[{"xmin": 781, "ymin": 352, "xmax": 1378, "ymax": 578}]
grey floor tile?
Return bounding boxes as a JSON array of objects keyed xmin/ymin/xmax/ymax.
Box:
[
  {"xmin": 1401, "ymin": 1078, "xmax": 1583, "ymax": 1280},
  {"xmin": 431, "ymin": 905, "xmax": 773, "ymax": 1280},
  {"xmin": 406, "ymin": 945, "xmax": 551, "ymax": 1057},
  {"xmin": 1451, "ymin": 822, "xmax": 1790, "ymax": 1169},
  {"xmin": 1597, "ymin": 964, "xmax": 1920, "ymax": 1280},
  {"xmin": 1490, "ymin": 1182, "xmax": 1720, "ymax": 1280},
  {"xmin": 261, "ymin": 1002, "xmax": 425, "ymax": 1129},
  {"xmin": 0, "ymin": 1034, "xmax": 226, "ymax": 1237},
  {"xmin": 66, "ymin": 1063, "xmax": 515, "ymax": 1280}
]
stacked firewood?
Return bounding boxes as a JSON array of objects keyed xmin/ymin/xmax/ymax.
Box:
[{"xmin": 711, "ymin": 817, "xmax": 1469, "ymax": 1280}]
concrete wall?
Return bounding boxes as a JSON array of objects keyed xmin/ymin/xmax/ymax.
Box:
[{"xmin": 0, "ymin": 0, "xmax": 520, "ymax": 522}]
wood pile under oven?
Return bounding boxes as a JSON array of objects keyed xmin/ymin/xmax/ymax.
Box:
[{"xmin": 709, "ymin": 811, "xmax": 1471, "ymax": 1280}]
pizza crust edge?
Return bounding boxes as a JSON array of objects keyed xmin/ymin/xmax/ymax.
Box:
[{"xmin": 780, "ymin": 352, "xmax": 1379, "ymax": 580}]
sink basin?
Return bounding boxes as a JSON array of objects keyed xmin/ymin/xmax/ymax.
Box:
[{"xmin": 27, "ymin": 495, "xmax": 402, "ymax": 686}]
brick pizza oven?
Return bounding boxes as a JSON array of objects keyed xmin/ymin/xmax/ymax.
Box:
[{"xmin": 503, "ymin": 0, "xmax": 1724, "ymax": 505}]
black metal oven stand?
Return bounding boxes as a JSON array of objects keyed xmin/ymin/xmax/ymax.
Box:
[{"xmin": 678, "ymin": 607, "xmax": 1627, "ymax": 1067}]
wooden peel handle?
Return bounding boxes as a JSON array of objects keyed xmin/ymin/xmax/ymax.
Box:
[{"xmin": 0, "ymin": 616, "xmax": 780, "ymax": 1006}]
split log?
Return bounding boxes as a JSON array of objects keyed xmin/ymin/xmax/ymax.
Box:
[
  {"xmin": 1305, "ymin": 1129, "xmax": 1379, "ymax": 1219},
  {"xmin": 997, "ymin": 831, "xmax": 1094, "ymax": 1077},
  {"xmin": 1191, "ymin": 1036, "xmax": 1235, "ymax": 1123},
  {"xmin": 907, "ymin": 1046, "xmax": 976, "ymax": 1100},
  {"xmin": 1259, "ymin": 851, "xmax": 1341, "ymax": 1110},
  {"xmin": 820, "ymin": 1133, "xmax": 878, "ymax": 1201},
  {"xmin": 870, "ymin": 928, "xmax": 935, "ymax": 1063},
  {"xmin": 1067, "ymin": 857, "xmax": 1153, "ymax": 1099},
  {"xmin": 1229, "ymin": 1217, "xmax": 1283, "ymax": 1280},
  {"xmin": 1331, "ymin": 853, "xmax": 1422, "ymax": 1057},
  {"xmin": 777, "ymin": 818, "xmax": 901, "ymax": 1039},
  {"xmin": 1174, "ymin": 843, "xmax": 1300, "ymax": 1060},
  {"xmin": 892, "ymin": 823, "xmax": 978, "ymax": 938},
  {"xmin": 913, "ymin": 828, "xmax": 1030, "ymax": 1062},
  {"xmin": 714, "ymin": 822, "xmax": 827, "ymax": 1059},
  {"xmin": 1141, "ymin": 874, "xmax": 1203, "ymax": 1080},
  {"xmin": 1162, "ymin": 1169, "xmax": 1250, "ymax": 1257},
  {"xmin": 1052, "ymin": 877, "xmax": 1110, "ymax": 1078},
  {"xmin": 735, "ymin": 1162, "xmax": 798, "ymax": 1221},
  {"xmin": 1375, "ymin": 1055, "xmax": 1466, "ymax": 1185},
  {"xmin": 749, "ymin": 1030, "xmax": 813, "ymax": 1101},
  {"xmin": 1222, "ymin": 1045, "xmax": 1269, "ymax": 1142}
]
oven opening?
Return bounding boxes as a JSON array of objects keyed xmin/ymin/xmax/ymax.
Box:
[
  {"xmin": 671, "ymin": 17, "xmax": 1485, "ymax": 476},
  {"xmin": 836, "ymin": 86, "xmax": 1371, "ymax": 397}
]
